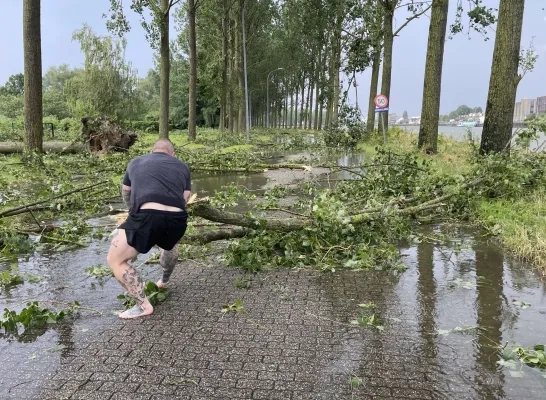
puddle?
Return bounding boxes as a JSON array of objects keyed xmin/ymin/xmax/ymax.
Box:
[{"xmin": 317, "ymin": 226, "xmax": 546, "ymax": 398}]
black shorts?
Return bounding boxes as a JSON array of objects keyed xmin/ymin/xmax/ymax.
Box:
[{"xmin": 119, "ymin": 209, "xmax": 188, "ymax": 254}]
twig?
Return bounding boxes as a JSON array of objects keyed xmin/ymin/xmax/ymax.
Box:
[
  {"xmin": 262, "ymin": 208, "xmax": 309, "ymax": 218},
  {"xmin": 0, "ymin": 181, "xmax": 109, "ymax": 218},
  {"xmin": 39, "ymin": 300, "xmax": 103, "ymax": 315},
  {"xmin": 8, "ymin": 381, "xmax": 32, "ymax": 393}
]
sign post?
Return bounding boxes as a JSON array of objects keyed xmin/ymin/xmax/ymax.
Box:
[{"xmin": 374, "ymin": 94, "xmax": 389, "ymax": 145}]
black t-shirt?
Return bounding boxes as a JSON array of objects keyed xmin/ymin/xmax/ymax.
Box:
[{"xmin": 122, "ymin": 152, "xmax": 191, "ymax": 215}]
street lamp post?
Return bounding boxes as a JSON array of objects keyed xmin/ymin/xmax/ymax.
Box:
[{"xmin": 266, "ymin": 68, "xmax": 284, "ymax": 128}]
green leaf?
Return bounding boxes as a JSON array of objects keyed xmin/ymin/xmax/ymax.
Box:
[{"xmin": 47, "ymin": 344, "xmax": 67, "ymax": 353}]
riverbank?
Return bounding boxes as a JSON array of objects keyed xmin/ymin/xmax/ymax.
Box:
[{"xmin": 360, "ymin": 128, "xmax": 546, "ymax": 273}]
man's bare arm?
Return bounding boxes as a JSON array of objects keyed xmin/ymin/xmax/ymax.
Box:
[
  {"xmin": 122, "ymin": 184, "xmax": 131, "ymax": 208},
  {"xmin": 183, "ymin": 190, "xmax": 191, "ymax": 203}
]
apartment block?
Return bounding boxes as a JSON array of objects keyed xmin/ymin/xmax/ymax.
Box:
[{"xmin": 536, "ymin": 96, "xmax": 546, "ymax": 115}]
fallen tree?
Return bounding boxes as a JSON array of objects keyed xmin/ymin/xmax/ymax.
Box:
[
  {"xmin": 0, "ymin": 116, "xmax": 138, "ymax": 155},
  {"xmin": 81, "ymin": 116, "xmax": 137, "ymax": 154},
  {"xmin": 0, "ymin": 142, "xmax": 85, "ymax": 154}
]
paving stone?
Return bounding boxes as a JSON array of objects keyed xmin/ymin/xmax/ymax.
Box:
[{"xmin": 8, "ymin": 264, "xmax": 546, "ymax": 400}]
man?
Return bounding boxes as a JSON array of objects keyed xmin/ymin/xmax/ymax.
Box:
[{"xmin": 107, "ymin": 138, "xmax": 191, "ymax": 319}]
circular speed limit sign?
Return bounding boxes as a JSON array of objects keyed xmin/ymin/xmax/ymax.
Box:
[{"xmin": 374, "ymin": 94, "xmax": 389, "ymax": 108}]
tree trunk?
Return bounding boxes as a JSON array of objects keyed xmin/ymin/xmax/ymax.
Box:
[
  {"xmin": 187, "ymin": 0, "xmax": 197, "ymax": 141},
  {"xmin": 237, "ymin": 8, "xmax": 245, "ymax": 134},
  {"xmin": 0, "ymin": 142, "xmax": 84, "ymax": 154},
  {"xmin": 158, "ymin": 0, "xmax": 171, "ymax": 139},
  {"xmin": 366, "ymin": 44, "xmax": 381, "ymax": 133},
  {"xmin": 299, "ymin": 79, "xmax": 305, "ymax": 128},
  {"xmin": 294, "ymin": 82, "xmax": 299, "ymax": 129},
  {"xmin": 332, "ymin": 11, "xmax": 343, "ymax": 124},
  {"xmin": 228, "ymin": 18, "xmax": 235, "ymax": 133},
  {"xmin": 23, "ymin": 0, "xmax": 43, "ymax": 153},
  {"xmin": 284, "ymin": 93, "xmax": 288, "ymax": 128},
  {"xmin": 314, "ymin": 48, "xmax": 323, "ymax": 130},
  {"xmin": 480, "ymin": 0, "xmax": 525, "ymax": 154},
  {"xmin": 305, "ymin": 79, "xmax": 311, "ymax": 129},
  {"xmin": 220, "ymin": 0, "xmax": 229, "ymax": 132},
  {"xmin": 308, "ymin": 66, "xmax": 315, "ymax": 130},
  {"xmin": 290, "ymin": 91, "xmax": 294, "ymax": 128},
  {"xmin": 417, "ymin": 0, "xmax": 449, "ymax": 154},
  {"xmin": 380, "ymin": 5, "xmax": 394, "ymax": 132}
]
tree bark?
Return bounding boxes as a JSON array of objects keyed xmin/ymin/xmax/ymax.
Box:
[
  {"xmin": 228, "ymin": 18, "xmax": 235, "ymax": 133},
  {"xmin": 290, "ymin": 91, "xmax": 294, "ymax": 128},
  {"xmin": 418, "ymin": 0, "xmax": 449, "ymax": 154},
  {"xmin": 0, "ymin": 142, "xmax": 85, "ymax": 154},
  {"xmin": 159, "ymin": 0, "xmax": 170, "ymax": 139},
  {"xmin": 380, "ymin": 4, "xmax": 394, "ymax": 132},
  {"xmin": 305, "ymin": 79, "xmax": 311, "ymax": 129},
  {"xmin": 23, "ymin": 0, "xmax": 43, "ymax": 153},
  {"xmin": 480, "ymin": 0, "xmax": 525, "ymax": 154},
  {"xmin": 294, "ymin": 82, "xmax": 299, "ymax": 129},
  {"xmin": 332, "ymin": 10, "xmax": 343, "ymax": 124},
  {"xmin": 367, "ymin": 44, "xmax": 381, "ymax": 133},
  {"xmin": 187, "ymin": 0, "xmax": 197, "ymax": 141},
  {"xmin": 220, "ymin": 0, "xmax": 229, "ymax": 132},
  {"xmin": 299, "ymin": 79, "xmax": 305, "ymax": 128},
  {"xmin": 307, "ymin": 62, "xmax": 315, "ymax": 130}
]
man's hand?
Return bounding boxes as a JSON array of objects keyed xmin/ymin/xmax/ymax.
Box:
[
  {"xmin": 122, "ymin": 184, "xmax": 131, "ymax": 208},
  {"xmin": 183, "ymin": 190, "xmax": 191, "ymax": 204}
]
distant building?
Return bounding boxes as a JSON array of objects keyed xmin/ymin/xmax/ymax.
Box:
[
  {"xmin": 536, "ymin": 96, "xmax": 546, "ymax": 115},
  {"xmin": 514, "ymin": 102, "xmax": 522, "ymax": 122},
  {"xmin": 408, "ymin": 116, "xmax": 421, "ymax": 125},
  {"xmin": 514, "ymin": 98, "xmax": 535, "ymax": 122}
]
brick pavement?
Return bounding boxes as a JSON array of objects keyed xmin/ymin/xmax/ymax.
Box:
[{"xmin": 3, "ymin": 261, "xmax": 545, "ymax": 400}]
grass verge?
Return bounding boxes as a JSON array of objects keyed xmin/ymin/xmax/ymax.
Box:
[{"xmin": 475, "ymin": 190, "xmax": 546, "ymax": 272}]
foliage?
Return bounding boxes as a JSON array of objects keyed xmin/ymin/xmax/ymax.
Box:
[
  {"xmin": 65, "ymin": 24, "xmax": 142, "ymax": 121},
  {"xmin": 2, "ymin": 74, "xmax": 25, "ymax": 96},
  {"xmin": 0, "ymin": 301, "xmax": 80, "ymax": 335},
  {"xmin": 350, "ymin": 302, "xmax": 383, "ymax": 331},
  {"xmin": 221, "ymin": 299, "xmax": 245, "ymax": 313},
  {"xmin": 500, "ymin": 344, "xmax": 546, "ymax": 369},
  {"xmin": 324, "ymin": 106, "xmax": 366, "ymax": 148},
  {"xmin": 450, "ymin": 0, "xmax": 497, "ymax": 39},
  {"xmin": 516, "ymin": 114, "xmax": 546, "ymax": 149},
  {"xmin": 117, "ymin": 281, "xmax": 167, "ymax": 309},
  {"xmin": 85, "ymin": 264, "xmax": 113, "ymax": 279},
  {"xmin": 0, "ymin": 265, "xmax": 24, "ymax": 288},
  {"xmin": 447, "ymin": 105, "xmax": 483, "ymax": 120}
]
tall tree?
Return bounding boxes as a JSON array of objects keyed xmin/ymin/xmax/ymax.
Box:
[
  {"xmin": 480, "ymin": 0, "xmax": 525, "ymax": 154},
  {"xmin": 187, "ymin": 0, "xmax": 198, "ymax": 140},
  {"xmin": 105, "ymin": 0, "xmax": 181, "ymax": 139},
  {"xmin": 419, "ymin": 0, "xmax": 495, "ymax": 153},
  {"xmin": 4, "ymin": 74, "xmax": 25, "ymax": 96},
  {"xmin": 66, "ymin": 25, "xmax": 141, "ymax": 120},
  {"xmin": 417, "ymin": 0, "xmax": 449, "ymax": 154},
  {"xmin": 23, "ymin": 0, "xmax": 43, "ymax": 153},
  {"xmin": 378, "ymin": 0, "xmax": 431, "ymax": 131}
]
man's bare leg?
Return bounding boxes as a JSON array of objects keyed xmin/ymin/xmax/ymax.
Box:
[
  {"xmin": 107, "ymin": 229, "xmax": 154, "ymax": 319},
  {"xmin": 157, "ymin": 246, "xmax": 179, "ymax": 288}
]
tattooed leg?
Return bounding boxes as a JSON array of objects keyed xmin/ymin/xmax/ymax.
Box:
[
  {"xmin": 157, "ymin": 246, "xmax": 179, "ymax": 288},
  {"xmin": 107, "ymin": 229, "xmax": 153, "ymax": 319}
]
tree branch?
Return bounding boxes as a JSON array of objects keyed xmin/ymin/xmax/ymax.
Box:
[
  {"xmin": 393, "ymin": 4, "xmax": 432, "ymax": 36},
  {"xmin": 0, "ymin": 181, "xmax": 110, "ymax": 219},
  {"xmin": 181, "ymin": 227, "xmax": 253, "ymax": 245}
]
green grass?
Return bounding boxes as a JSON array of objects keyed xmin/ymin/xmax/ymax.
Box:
[{"xmin": 476, "ymin": 190, "xmax": 546, "ymax": 272}]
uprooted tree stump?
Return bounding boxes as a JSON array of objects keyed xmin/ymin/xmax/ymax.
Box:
[{"xmin": 81, "ymin": 116, "xmax": 137, "ymax": 154}]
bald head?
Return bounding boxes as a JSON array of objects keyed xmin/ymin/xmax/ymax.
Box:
[{"xmin": 152, "ymin": 138, "xmax": 175, "ymax": 155}]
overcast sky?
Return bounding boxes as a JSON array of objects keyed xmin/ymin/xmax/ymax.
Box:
[{"xmin": 0, "ymin": 0, "xmax": 545, "ymax": 116}]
